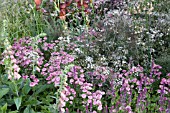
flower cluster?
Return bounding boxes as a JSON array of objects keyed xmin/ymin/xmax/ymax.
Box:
[
  {"xmin": 1, "ymin": 39, "xmax": 21, "ymax": 80},
  {"xmin": 29, "ymin": 75, "xmax": 40, "ymax": 87},
  {"xmin": 12, "ymin": 37, "xmax": 44, "ymax": 68},
  {"xmin": 41, "ymin": 51, "xmax": 74, "ymax": 86},
  {"xmin": 89, "ymin": 66, "xmax": 110, "ymax": 87},
  {"xmin": 107, "ymin": 62, "xmax": 170, "ymax": 112},
  {"xmin": 90, "ymin": 90, "xmax": 105, "ymax": 111},
  {"xmin": 56, "ymin": 65, "xmax": 106, "ymax": 112},
  {"xmin": 157, "ymin": 73, "xmax": 170, "ymax": 112}
]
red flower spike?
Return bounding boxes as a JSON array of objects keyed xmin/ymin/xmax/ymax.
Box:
[
  {"xmin": 83, "ymin": 2, "xmax": 88, "ymax": 8},
  {"xmin": 59, "ymin": 9, "xmax": 66, "ymax": 20},
  {"xmin": 59, "ymin": 15, "xmax": 66, "ymax": 20},
  {"xmin": 60, "ymin": 9, "xmax": 66, "ymax": 15},
  {"xmin": 34, "ymin": 0, "xmax": 42, "ymax": 6}
]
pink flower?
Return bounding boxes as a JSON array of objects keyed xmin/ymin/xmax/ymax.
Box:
[
  {"xmin": 60, "ymin": 108, "xmax": 65, "ymax": 113},
  {"xmin": 36, "ymin": 67, "xmax": 40, "ymax": 72},
  {"xmin": 69, "ymin": 101, "xmax": 73, "ymax": 104},
  {"xmin": 33, "ymin": 78, "xmax": 39, "ymax": 83},
  {"xmin": 161, "ymin": 78, "xmax": 167, "ymax": 84},
  {"xmin": 14, "ymin": 72, "xmax": 21, "ymax": 80},
  {"xmin": 69, "ymin": 79, "xmax": 74, "ymax": 84},
  {"xmin": 60, "ymin": 92, "xmax": 67, "ymax": 100},
  {"xmin": 22, "ymin": 75, "xmax": 28, "ymax": 80},
  {"xmin": 59, "ymin": 98, "xmax": 66, "ymax": 108},
  {"xmin": 88, "ymin": 96, "xmax": 93, "ymax": 100},
  {"xmin": 86, "ymin": 91, "xmax": 92, "ymax": 95},
  {"xmin": 136, "ymin": 81, "xmax": 140, "ymax": 85},
  {"xmin": 42, "ymin": 68, "xmax": 47, "ymax": 72},
  {"xmin": 81, "ymin": 94, "xmax": 87, "ymax": 99},
  {"xmin": 97, "ymin": 105, "xmax": 102, "ymax": 110},
  {"xmin": 30, "ymin": 82, "xmax": 37, "ymax": 87},
  {"xmin": 126, "ymin": 87, "xmax": 130, "ymax": 91},
  {"xmin": 93, "ymin": 99, "xmax": 97, "ymax": 105},
  {"xmin": 67, "ymin": 72, "xmax": 72, "ymax": 77},
  {"xmin": 8, "ymin": 74, "xmax": 12, "ymax": 80},
  {"xmin": 13, "ymin": 64, "xmax": 20, "ymax": 72},
  {"xmin": 87, "ymin": 99, "xmax": 92, "ymax": 103},
  {"xmin": 96, "ymin": 94, "xmax": 102, "ymax": 100},
  {"xmin": 79, "ymin": 81, "xmax": 83, "ymax": 85},
  {"xmin": 82, "ymin": 89, "xmax": 87, "ymax": 93},
  {"xmin": 96, "ymin": 100, "xmax": 102, "ymax": 105},
  {"xmin": 30, "ymin": 75, "xmax": 36, "ymax": 79},
  {"xmin": 44, "ymin": 63, "xmax": 49, "ymax": 67},
  {"xmin": 80, "ymin": 69, "xmax": 84, "ymax": 73},
  {"xmin": 80, "ymin": 74, "xmax": 84, "ymax": 78},
  {"xmin": 69, "ymin": 96, "xmax": 74, "ymax": 100},
  {"xmin": 167, "ymin": 73, "xmax": 170, "ymax": 77},
  {"xmin": 126, "ymin": 105, "xmax": 132, "ymax": 111}
]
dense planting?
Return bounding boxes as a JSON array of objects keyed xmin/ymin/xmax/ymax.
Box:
[{"xmin": 0, "ymin": 0, "xmax": 169, "ymax": 113}]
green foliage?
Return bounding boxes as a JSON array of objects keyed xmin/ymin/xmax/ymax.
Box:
[
  {"xmin": 0, "ymin": 88, "xmax": 9, "ymax": 99},
  {"xmin": 14, "ymin": 97, "xmax": 22, "ymax": 110},
  {"xmin": 0, "ymin": 103, "xmax": 7, "ymax": 113},
  {"xmin": 155, "ymin": 54, "xmax": 170, "ymax": 75}
]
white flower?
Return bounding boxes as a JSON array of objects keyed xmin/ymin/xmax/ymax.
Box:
[
  {"xmin": 58, "ymin": 37, "xmax": 64, "ymax": 40},
  {"xmin": 85, "ymin": 56, "xmax": 93, "ymax": 62}
]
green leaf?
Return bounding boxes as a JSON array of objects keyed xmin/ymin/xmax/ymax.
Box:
[
  {"xmin": 36, "ymin": 33, "xmax": 47, "ymax": 38},
  {"xmin": 9, "ymin": 82, "xmax": 18, "ymax": 94},
  {"xmin": 8, "ymin": 111, "xmax": 18, "ymax": 113},
  {"xmin": 0, "ymin": 88, "xmax": 9, "ymax": 99},
  {"xmin": 23, "ymin": 106, "xmax": 35, "ymax": 113},
  {"xmin": 22, "ymin": 80, "xmax": 31, "ymax": 95},
  {"xmin": 14, "ymin": 97, "xmax": 22, "ymax": 110},
  {"xmin": 24, "ymin": 98, "xmax": 42, "ymax": 106},
  {"xmin": 1, "ymin": 103, "xmax": 7, "ymax": 113},
  {"xmin": 3, "ymin": 59, "xmax": 10, "ymax": 65},
  {"xmin": 34, "ymin": 84, "xmax": 51, "ymax": 95}
]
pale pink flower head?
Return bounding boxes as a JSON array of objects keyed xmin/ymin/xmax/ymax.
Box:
[
  {"xmin": 97, "ymin": 105, "xmax": 102, "ymax": 110},
  {"xmin": 8, "ymin": 74, "xmax": 12, "ymax": 80},
  {"xmin": 87, "ymin": 99, "xmax": 92, "ymax": 104},
  {"xmin": 88, "ymin": 96, "xmax": 92, "ymax": 100},
  {"xmin": 59, "ymin": 98, "xmax": 66, "ymax": 108},
  {"xmin": 14, "ymin": 72, "xmax": 21, "ymax": 80},
  {"xmin": 69, "ymin": 96, "xmax": 74, "ymax": 100},
  {"xmin": 96, "ymin": 94, "xmax": 102, "ymax": 100},
  {"xmin": 60, "ymin": 91, "xmax": 67, "ymax": 100},
  {"xmin": 60, "ymin": 108, "xmax": 65, "ymax": 113},
  {"xmin": 13, "ymin": 64, "xmax": 20, "ymax": 72},
  {"xmin": 81, "ymin": 94, "xmax": 87, "ymax": 99}
]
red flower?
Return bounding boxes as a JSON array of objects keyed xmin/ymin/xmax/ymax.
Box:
[
  {"xmin": 34, "ymin": 0, "xmax": 42, "ymax": 10},
  {"xmin": 34, "ymin": 0, "xmax": 42, "ymax": 6}
]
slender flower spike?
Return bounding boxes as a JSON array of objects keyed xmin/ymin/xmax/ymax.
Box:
[
  {"xmin": 34, "ymin": 0, "xmax": 42, "ymax": 10},
  {"xmin": 34, "ymin": 0, "xmax": 42, "ymax": 6}
]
